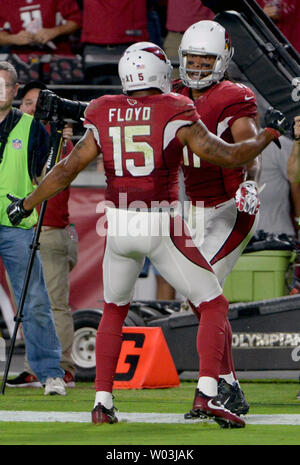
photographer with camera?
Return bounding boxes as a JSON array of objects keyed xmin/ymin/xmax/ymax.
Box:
[
  {"xmin": 0, "ymin": 62, "xmax": 66, "ymax": 396},
  {"xmin": 6, "ymin": 80, "xmax": 78, "ymax": 389}
]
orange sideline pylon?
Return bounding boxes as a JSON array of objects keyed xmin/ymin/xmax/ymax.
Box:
[{"xmin": 113, "ymin": 327, "xmax": 180, "ymax": 389}]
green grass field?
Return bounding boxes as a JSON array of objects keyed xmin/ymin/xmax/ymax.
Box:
[{"xmin": 0, "ymin": 379, "xmax": 299, "ymax": 446}]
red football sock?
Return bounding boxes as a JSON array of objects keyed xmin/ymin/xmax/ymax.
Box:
[
  {"xmin": 95, "ymin": 301, "xmax": 130, "ymax": 392},
  {"xmin": 219, "ymin": 318, "xmax": 237, "ymax": 379},
  {"xmin": 190, "ymin": 297, "xmax": 235, "ymax": 379},
  {"xmin": 196, "ymin": 294, "xmax": 228, "ymax": 381}
]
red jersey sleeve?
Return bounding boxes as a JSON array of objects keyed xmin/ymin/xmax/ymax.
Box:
[
  {"xmin": 219, "ymin": 84, "xmax": 257, "ymax": 129},
  {"xmin": 83, "ymin": 97, "xmax": 103, "ymax": 151}
]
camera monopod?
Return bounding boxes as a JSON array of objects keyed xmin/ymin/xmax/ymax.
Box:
[{"xmin": 0, "ymin": 120, "xmax": 65, "ymax": 395}]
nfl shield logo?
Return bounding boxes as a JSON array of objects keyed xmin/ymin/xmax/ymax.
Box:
[{"xmin": 12, "ymin": 139, "xmax": 22, "ymax": 149}]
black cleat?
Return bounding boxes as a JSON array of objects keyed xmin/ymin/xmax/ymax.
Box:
[
  {"xmin": 184, "ymin": 389, "xmax": 245, "ymax": 428},
  {"xmin": 217, "ymin": 379, "xmax": 249, "ymax": 416}
]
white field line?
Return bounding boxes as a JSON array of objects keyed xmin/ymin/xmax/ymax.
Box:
[{"xmin": 0, "ymin": 411, "xmax": 300, "ymax": 425}]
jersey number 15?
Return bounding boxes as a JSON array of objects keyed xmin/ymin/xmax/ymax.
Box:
[{"xmin": 109, "ymin": 125, "xmax": 154, "ymax": 177}]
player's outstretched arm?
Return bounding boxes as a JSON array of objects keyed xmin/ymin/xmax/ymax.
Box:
[
  {"xmin": 177, "ymin": 118, "xmax": 279, "ymax": 169},
  {"xmin": 23, "ymin": 129, "xmax": 99, "ymax": 211}
]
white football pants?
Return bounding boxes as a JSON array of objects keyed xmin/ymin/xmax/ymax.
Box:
[
  {"xmin": 188, "ymin": 198, "xmax": 259, "ymax": 287},
  {"xmin": 102, "ymin": 207, "xmax": 222, "ymax": 307}
]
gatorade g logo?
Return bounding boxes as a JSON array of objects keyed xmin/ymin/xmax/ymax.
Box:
[
  {"xmin": 113, "ymin": 327, "xmax": 180, "ymax": 389},
  {"xmin": 114, "ymin": 332, "xmax": 145, "ymax": 381}
]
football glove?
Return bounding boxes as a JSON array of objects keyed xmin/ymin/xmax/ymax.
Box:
[
  {"xmin": 6, "ymin": 194, "xmax": 33, "ymax": 226},
  {"xmin": 264, "ymin": 107, "xmax": 290, "ymax": 135},
  {"xmin": 235, "ymin": 181, "xmax": 260, "ymax": 216}
]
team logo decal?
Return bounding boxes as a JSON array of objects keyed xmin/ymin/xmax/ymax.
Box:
[
  {"xmin": 12, "ymin": 139, "xmax": 22, "ymax": 150},
  {"xmin": 143, "ymin": 46, "xmax": 167, "ymax": 62}
]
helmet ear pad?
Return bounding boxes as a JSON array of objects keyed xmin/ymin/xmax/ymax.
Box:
[{"xmin": 178, "ymin": 20, "xmax": 234, "ymax": 90}]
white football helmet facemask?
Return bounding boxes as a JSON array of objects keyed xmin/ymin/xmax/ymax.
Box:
[
  {"xmin": 119, "ymin": 42, "xmax": 173, "ymax": 94},
  {"xmin": 179, "ymin": 20, "xmax": 234, "ymax": 90}
]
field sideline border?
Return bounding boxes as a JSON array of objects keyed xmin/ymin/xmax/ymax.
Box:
[{"xmin": 1, "ymin": 410, "xmax": 300, "ymax": 425}]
